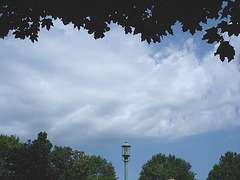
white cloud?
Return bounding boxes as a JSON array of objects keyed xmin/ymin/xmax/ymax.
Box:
[{"xmin": 0, "ymin": 21, "xmax": 240, "ymax": 145}]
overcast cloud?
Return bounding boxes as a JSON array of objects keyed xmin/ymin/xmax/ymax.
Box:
[{"xmin": 0, "ymin": 21, "xmax": 240, "ymax": 146}]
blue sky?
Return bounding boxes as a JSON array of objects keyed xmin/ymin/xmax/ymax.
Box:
[{"xmin": 0, "ymin": 20, "xmax": 240, "ymax": 179}]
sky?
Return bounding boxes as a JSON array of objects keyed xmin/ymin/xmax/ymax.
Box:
[{"xmin": 0, "ymin": 20, "xmax": 240, "ymax": 179}]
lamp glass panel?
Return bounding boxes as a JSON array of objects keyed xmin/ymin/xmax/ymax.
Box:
[{"xmin": 123, "ymin": 147, "xmax": 130, "ymax": 155}]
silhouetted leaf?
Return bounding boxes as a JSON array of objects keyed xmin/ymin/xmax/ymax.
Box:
[
  {"xmin": 124, "ymin": 26, "xmax": 132, "ymax": 34},
  {"xmin": 30, "ymin": 33, "xmax": 38, "ymax": 42},
  {"xmin": 226, "ymin": 23, "xmax": 240, "ymax": 36},
  {"xmin": 167, "ymin": 26, "xmax": 173, "ymax": 35},
  {"xmin": 214, "ymin": 41, "xmax": 235, "ymax": 62},
  {"xmin": 202, "ymin": 27, "xmax": 223, "ymax": 44},
  {"xmin": 217, "ymin": 21, "xmax": 228, "ymax": 33},
  {"xmin": 41, "ymin": 18, "xmax": 54, "ymax": 31}
]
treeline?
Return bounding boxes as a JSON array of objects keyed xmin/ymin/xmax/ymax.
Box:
[
  {"xmin": 138, "ymin": 151, "xmax": 240, "ymax": 180},
  {"xmin": 1, "ymin": 132, "xmax": 239, "ymax": 179},
  {"xmin": 0, "ymin": 132, "xmax": 117, "ymax": 180}
]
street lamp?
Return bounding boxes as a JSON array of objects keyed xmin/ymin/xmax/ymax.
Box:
[{"xmin": 121, "ymin": 141, "xmax": 131, "ymax": 180}]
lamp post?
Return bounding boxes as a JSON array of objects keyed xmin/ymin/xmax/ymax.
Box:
[{"xmin": 121, "ymin": 141, "xmax": 131, "ymax": 180}]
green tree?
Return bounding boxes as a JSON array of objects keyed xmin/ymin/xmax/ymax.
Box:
[
  {"xmin": 50, "ymin": 146, "xmax": 75, "ymax": 179},
  {"xmin": 50, "ymin": 146, "xmax": 117, "ymax": 180},
  {"xmin": 4, "ymin": 132, "xmax": 55, "ymax": 180},
  {"xmin": 207, "ymin": 151, "xmax": 240, "ymax": 180},
  {"xmin": 0, "ymin": 134, "xmax": 23, "ymax": 178},
  {"xmin": 1, "ymin": 0, "xmax": 240, "ymax": 61},
  {"xmin": 71, "ymin": 150, "xmax": 91, "ymax": 179},
  {"xmin": 139, "ymin": 153, "xmax": 196, "ymax": 180},
  {"xmin": 85, "ymin": 155, "xmax": 116, "ymax": 180},
  {"xmin": 0, "ymin": 132, "xmax": 117, "ymax": 179}
]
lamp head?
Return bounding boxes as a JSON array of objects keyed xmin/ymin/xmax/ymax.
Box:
[{"xmin": 121, "ymin": 141, "xmax": 131, "ymax": 159}]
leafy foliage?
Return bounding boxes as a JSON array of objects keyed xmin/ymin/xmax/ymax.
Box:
[
  {"xmin": 50, "ymin": 146, "xmax": 117, "ymax": 180},
  {"xmin": 207, "ymin": 151, "xmax": 240, "ymax": 180},
  {"xmin": 0, "ymin": 132, "xmax": 117, "ymax": 180},
  {"xmin": 0, "ymin": 134, "xmax": 23, "ymax": 178},
  {"xmin": 50, "ymin": 146, "xmax": 75, "ymax": 179},
  {"xmin": 3, "ymin": 132, "xmax": 54, "ymax": 179},
  {"xmin": 0, "ymin": 0, "xmax": 240, "ymax": 61},
  {"xmin": 138, "ymin": 153, "xmax": 196, "ymax": 180}
]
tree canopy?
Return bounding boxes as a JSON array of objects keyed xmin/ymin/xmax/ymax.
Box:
[
  {"xmin": 0, "ymin": 134, "xmax": 23, "ymax": 178},
  {"xmin": 3, "ymin": 132, "xmax": 54, "ymax": 179},
  {"xmin": 0, "ymin": 0, "xmax": 240, "ymax": 62},
  {"xmin": 138, "ymin": 153, "xmax": 196, "ymax": 180},
  {"xmin": 50, "ymin": 146, "xmax": 117, "ymax": 180},
  {"xmin": 207, "ymin": 151, "xmax": 240, "ymax": 180},
  {"xmin": 0, "ymin": 132, "xmax": 117, "ymax": 180}
]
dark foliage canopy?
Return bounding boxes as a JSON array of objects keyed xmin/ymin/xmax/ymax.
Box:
[
  {"xmin": 207, "ymin": 151, "xmax": 240, "ymax": 180},
  {"xmin": 0, "ymin": 134, "xmax": 23, "ymax": 178},
  {"xmin": 1, "ymin": 0, "xmax": 240, "ymax": 62},
  {"xmin": 3, "ymin": 132, "xmax": 54, "ymax": 179},
  {"xmin": 0, "ymin": 132, "xmax": 117, "ymax": 180}
]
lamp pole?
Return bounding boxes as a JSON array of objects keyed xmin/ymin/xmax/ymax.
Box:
[
  {"xmin": 124, "ymin": 157, "xmax": 128, "ymax": 180},
  {"xmin": 121, "ymin": 141, "xmax": 131, "ymax": 180}
]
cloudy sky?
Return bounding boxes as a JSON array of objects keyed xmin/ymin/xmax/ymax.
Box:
[{"xmin": 0, "ymin": 20, "xmax": 240, "ymax": 179}]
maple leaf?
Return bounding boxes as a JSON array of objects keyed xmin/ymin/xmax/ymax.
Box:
[
  {"xmin": 41, "ymin": 19, "xmax": 54, "ymax": 31},
  {"xmin": 214, "ymin": 41, "xmax": 235, "ymax": 62},
  {"xmin": 202, "ymin": 27, "xmax": 223, "ymax": 44}
]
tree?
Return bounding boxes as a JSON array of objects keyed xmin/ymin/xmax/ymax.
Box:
[
  {"xmin": 50, "ymin": 146, "xmax": 75, "ymax": 180},
  {"xmin": 0, "ymin": 134, "xmax": 23, "ymax": 178},
  {"xmin": 207, "ymin": 151, "xmax": 240, "ymax": 180},
  {"xmin": 3, "ymin": 132, "xmax": 55, "ymax": 179},
  {"xmin": 1, "ymin": 0, "xmax": 240, "ymax": 62},
  {"xmin": 0, "ymin": 132, "xmax": 117, "ymax": 179},
  {"xmin": 50, "ymin": 146, "xmax": 117, "ymax": 180},
  {"xmin": 139, "ymin": 153, "xmax": 196, "ymax": 180},
  {"xmin": 80, "ymin": 154, "xmax": 117, "ymax": 180}
]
